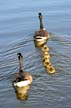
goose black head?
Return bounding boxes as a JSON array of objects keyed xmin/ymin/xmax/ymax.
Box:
[
  {"xmin": 38, "ymin": 12, "xmax": 42, "ymax": 19},
  {"xmin": 17, "ymin": 53, "xmax": 23, "ymax": 59}
]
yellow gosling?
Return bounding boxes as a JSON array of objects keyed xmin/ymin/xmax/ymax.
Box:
[
  {"xmin": 47, "ymin": 65, "xmax": 55, "ymax": 74},
  {"xmin": 43, "ymin": 51, "xmax": 49, "ymax": 55},
  {"xmin": 43, "ymin": 60, "xmax": 51, "ymax": 68},
  {"xmin": 42, "ymin": 53, "xmax": 50, "ymax": 59},
  {"xmin": 42, "ymin": 57, "xmax": 50, "ymax": 63},
  {"xmin": 41, "ymin": 45, "xmax": 49, "ymax": 52}
]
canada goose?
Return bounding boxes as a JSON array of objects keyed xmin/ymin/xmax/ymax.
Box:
[
  {"xmin": 34, "ymin": 12, "xmax": 49, "ymax": 47},
  {"xmin": 12, "ymin": 53, "xmax": 33, "ymax": 95}
]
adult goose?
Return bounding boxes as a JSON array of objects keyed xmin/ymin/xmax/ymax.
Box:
[
  {"xmin": 12, "ymin": 53, "xmax": 33, "ymax": 94},
  {"xmin": 34, "ymin": 12, "xmax": 49, "ymax": 47}
]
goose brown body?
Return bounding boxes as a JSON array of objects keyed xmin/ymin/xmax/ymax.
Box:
[{"xmin": 13, "ymin": 70, "xmax": 32, "ymax": 85}]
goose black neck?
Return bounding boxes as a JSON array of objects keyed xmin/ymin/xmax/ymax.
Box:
[
  {"xmin": 17, "ymin": 53, "xmax": 23, "ymax": 72},
  {"xmin": 38, "ymin": 13, "xmax": 44, "ymax": 29}
]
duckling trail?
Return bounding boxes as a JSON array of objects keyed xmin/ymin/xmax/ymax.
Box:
[{"xmin": 41, "ymin": 44, "xmax": 55, "ymax": 74}]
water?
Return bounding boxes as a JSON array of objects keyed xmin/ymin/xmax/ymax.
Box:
[{"xmin": 0, "ymin": 0, "xmax": 71, "ymax": 108}]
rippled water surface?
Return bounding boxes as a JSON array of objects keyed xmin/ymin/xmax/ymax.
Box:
[{"xmin": 0, "ymin": 0, "xmax": 71, "ymax": 108}]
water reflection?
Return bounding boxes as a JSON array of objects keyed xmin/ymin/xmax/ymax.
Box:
[{"xmin": 14, "ymin": 85, "xmax": 31, "ymax": 101}]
